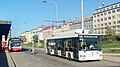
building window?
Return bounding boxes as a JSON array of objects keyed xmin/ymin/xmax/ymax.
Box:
[
  {"xmin": 104, "ymin": 12, "xmax": 107, "ymax": 15},
  {"xmin": 94, "ymin": 20, "xmax": 96, "ymax": 22},
  {"xmin": 97, "ymin": 19, "xmax": 100, "ymax": 22},
  {"xmin": 113, "ymin": 21, "xmax": 116, "ymax": 24},
  {"xmin": 110, "ymin": 6, "xmax": 113, "ymax": 9},
  {"xmin": 107, "ymin": 7, "xmax": 109, "ymax": 10},
  {"xmin": 115, "ymin": 4, "xmax": 118, "ymax": 8},
  {"xmin": 108, "ymin": 11, "xmax": 111, "ymax": 14},
  {"xmin": 108, "ymin": 22, "xmax": 111, "ymax": 25},
  {"xmin": 101, "ymin": 24, "xmax": 103, "ymax": 26},
  {"xmin": 101, "ymin": 13, "xmax": 103, "ymax": 16},
  {"xmin": 108, "ymin": 17, "xmax": 111, "ymax": 20},
  {"xmin": 117, "ymin": 14, "xmax": 120, "ymax": 18},
  {"xmin": 103, "ymin": 8, "xmax": 106, "ymax": 11},
  {"xmin": 100, "ymin": 9, "xmax": 102, "ymax": 12},
  {"xmin": 118, "ymin": 30, "xmax": 120, "ymax": 32},
  {"xmin": 94, "ymin": 15, "xmax": 96, "ymax": 18},
  {"xmin": 95, "ymin": 25, "xmax": 96, "ymax": 27},
  {"xmin": 105, "ymin": 23, "xmax": 107, "ymax": 26},
  {"xmin": 91, "ymin": 25, "xmax": 93, "ymax": 28},
  {"xmin": 112, "ymin": 10, "xmax": 115, "ymax": 13},
  {"xmin": 89, "ymin": 20, "xmax": 92, "ymax": 23},
  {"xmin": 104, "ymin": 17, "xmax": 107, "ymax": 20},
  {"xmin": 117, "ymin": 20, "xmax": 120, "ymax": 24},
  {"xmin": 101, "ymin": 18, "xmax": 103, "ymax": 21},
  {"xmin": 112, "ymin": 16, "xmax": 116, "ymax": 19},
  {"xmin": 117, "ymin": 9, "xmax": 120, "ymax": 12},
  {"xmin": 97, "ymin": 14, "xmax": 100, "ymax": 17},
  {"xmin": 98, "ymin": 24, "xmax": 100, "ymax": 27},
  {"xmin": 117, "ymin": 26, "xmax": 120, "ymax": 28},
  {"xmin": 113, "ymin": 5, "xmax": 115, "ymax": 8}
]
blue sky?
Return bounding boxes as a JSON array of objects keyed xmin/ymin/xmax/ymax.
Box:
[{"xmin": 0, "ymin": 0, "xmax": 120, "ymax": 37}]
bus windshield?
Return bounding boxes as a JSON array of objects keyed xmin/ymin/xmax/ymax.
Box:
[
  {"xmin": 11, "ymin": 42, "xmax": 21, "ymax": 47},
  {"xmin": 79, "ymin": 35, "xmax": 101, "ymax": 51}
]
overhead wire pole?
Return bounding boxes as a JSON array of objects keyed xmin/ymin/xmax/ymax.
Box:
[
  {"xmin": 43, "ymin": 0, "xmax": 58, "ymax": 25},
  {"xmin": 81, "ymin": 0, "xmax": 84, "ymax": 33},
  {"xmin": 50, "ymin": 19, "xmax": 53, "ymax": 37}
]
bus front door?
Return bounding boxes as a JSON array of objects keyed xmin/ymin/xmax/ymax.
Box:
[{"xmin": 73, "ymin": 39, "xmax": 79, "ymax": 59}]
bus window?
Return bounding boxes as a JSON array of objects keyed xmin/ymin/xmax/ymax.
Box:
[
  {"xmin": 80, "ymin": 41, "xmax": 101, "ymax": 51},
  {"xmin": 80, "ymin": 42, "xmax": 87, "ymax": 50}
]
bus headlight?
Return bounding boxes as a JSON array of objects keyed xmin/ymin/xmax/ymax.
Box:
[
  {"xmin": 80, "ymin": 55, "xmax": 82, "ymax": 57},
  {"xmin": 80, "ymin": 55, "xmax": 85, "ymax": 57},
  {"xmin": 83, "ymin": 55, "xmax": 85, "ymax": 57}
]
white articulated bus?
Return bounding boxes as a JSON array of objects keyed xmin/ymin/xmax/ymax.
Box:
[{"xmin": 45, "ymin": 29, "xmax": 103, "ymax": 61}]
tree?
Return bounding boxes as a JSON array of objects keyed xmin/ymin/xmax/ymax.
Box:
[
  {"xmin": 105, "ymin": 25, "xmax": 116, "ymax": 36},
  {"xmin": 105, "ymin": 25, "xmax": 116, "ymax": 41},
  {"xmin": 33, "ymin": 35, "xmax": 38, "ymax": 43}
]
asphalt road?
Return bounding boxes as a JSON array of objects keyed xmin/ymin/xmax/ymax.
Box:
[{"xmin": 9, "ymin": 47, "xmax": 120, "ymax": 67}]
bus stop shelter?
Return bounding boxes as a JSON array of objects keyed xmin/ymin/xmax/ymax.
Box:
[{"xmin": 0, "ymin": 21, "xmax": 11, "ymax": 51}]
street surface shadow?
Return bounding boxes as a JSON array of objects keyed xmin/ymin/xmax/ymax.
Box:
[
  {"xmin": 105, "ymin": 66, "xmax": 120, "ymax": 67},
  {"xmin": 54, "ymin": 55, "xmax": 100, "ymax": 63},
  {"xmin": 22, "ymin": 48, "xmax": 38, "ymax": 55},
  {"xmin": 0, "ymin": 51, "xmax": 9, "ymax": 67},
  {"xmin": 21, "ymin": 48, "xmax": 30, "ymax": 52},
  {"xmin": 77, "ymin": 60, "xmax": 101, "ymax": 63}
]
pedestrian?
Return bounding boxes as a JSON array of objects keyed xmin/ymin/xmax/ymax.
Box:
[{"xmin": 31, "ymin": 40, "xmax": 35, "ymax": 54}]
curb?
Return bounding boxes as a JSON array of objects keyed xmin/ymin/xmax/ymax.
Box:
[
  {"xmin": 103, "ymin": 54, "xmax": 120, "ymax": 57},
  {"xmin": 6, "ymin": 52, "xmax": 16, "ymax": 67},
  {"xmin": 103, "ymin": 55, "xmax": 120, "ymax": 63},
  {"xmin": 103, "ymin": 59, "xmax": 120, "ymax": 63}
]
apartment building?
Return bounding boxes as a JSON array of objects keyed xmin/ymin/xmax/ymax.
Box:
[
  {"xmin": 20, "ymin": 26, "xmax": 43, "ymax": 43},
  {"xmin": 40, "ymin": 26, "xmax": 54, "ymax": 40},
  {"xmin": 53, "ymin": 21, "xmax": 71, "ymax": 36},
  {"xmin": 20, "ymin": 31, "xmax": 32, "ymax": 43},
  {"xmin": 93, "ymin": 2, "xmax": 120, "ymax": 35},
  {"xmin": 69, "ymin": 16, "xmax": 93, "ymax": 30}
]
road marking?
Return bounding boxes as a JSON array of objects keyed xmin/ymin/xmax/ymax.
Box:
[{"xmin": 8, "ymin": 52, "xmax": 17, "ymax": 67}]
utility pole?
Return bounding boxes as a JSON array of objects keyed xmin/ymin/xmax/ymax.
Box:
[{"xmin": 81, "ymin": 0, "xmax": 84, "ymax": 33}]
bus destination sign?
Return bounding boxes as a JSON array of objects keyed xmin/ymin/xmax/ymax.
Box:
[{"xmin": 84, "ymin": 35, "xmax": 98, "ymax": 38}]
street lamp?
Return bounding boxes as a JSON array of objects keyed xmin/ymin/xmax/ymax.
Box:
[{"xmin": 43, "ymin": 0, "xmax": 58, "ymax": 24}]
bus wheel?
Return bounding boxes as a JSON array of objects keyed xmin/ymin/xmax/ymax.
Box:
[{"xmin": 68, "ymin": 53, "xmax": 71, "ymax": 61}]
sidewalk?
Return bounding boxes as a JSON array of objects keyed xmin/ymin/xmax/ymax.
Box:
[
  {"xmin": 5, "ymin": 51, "xmax": 15, "ymax": 67},
  {"xmin": 0, "ymin": 51, "xmax": 9, "ymax": 67},
  {"xmin": 103, "ymin": 53, "xmax": 120, "ymax": 63}
]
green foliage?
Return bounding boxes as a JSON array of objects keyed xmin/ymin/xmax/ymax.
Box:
[
  {"xmin": 103, "ymin": 49, "xmax": 120, "ymax": 53},
  {"xmin": 102, "ymin": 41, "xmax": 120, "ymax": 48},
  {"xmin": 23, "ymin": 42, "xmax": 32, "ymax": 47},
  {"xmin": 105, "ymin": 26, "xmax": 116, "ymax": 36},
  {"xmin": 39, "ymin": 40, "xmax": 44, "ymax": 48},
  {"xmin": 33, "ymin": 35, "xmax": 38, "ymax": 42}
]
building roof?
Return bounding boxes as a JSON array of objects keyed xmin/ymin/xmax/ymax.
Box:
[
  {"xmin": 95, "ymin": 2, "xmax": 120, "ymax": 10},
  {"xmin": 0, "ymin": 22, "xmax": 11, "ymax": 41}
]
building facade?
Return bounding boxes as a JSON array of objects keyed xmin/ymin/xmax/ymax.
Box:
[
  {"xmin": 40, "ymin": 26, "xmax": 53, "ymax": 40},
  {"xmin": 20, "ymin": 26, "xmax": 43, "ymax": 43},
  {"xmin": 69, "ymin": 16, "xmax": 93, "ymax": 31},
  {"xmin": 93, "ymin": 2, "xmax": 120, "ymax": 35}
]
